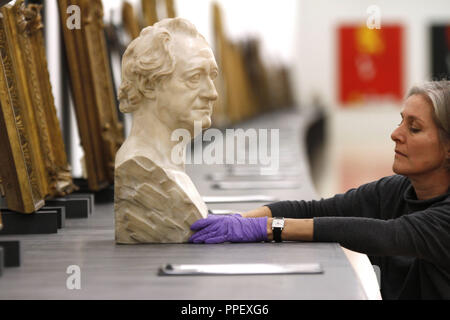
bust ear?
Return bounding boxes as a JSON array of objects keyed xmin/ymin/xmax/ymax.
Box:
[{"xmin": 138, "ymin": 77, "xmax": 156, "ymax": 100}]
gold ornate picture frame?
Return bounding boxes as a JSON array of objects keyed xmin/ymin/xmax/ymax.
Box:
[
  {"xmin": 0, "ymin": 2, "xmax": 43, "ymax": 213},
  {"xmin": 58, "ymin": 0, "xmax": 124, "ymax": 191},
  {"xmin": 122, "ymin": 1, "xmax": 141, "ymax": 40},
  {"xmin": 212, "ymin": 3, "xmax": 258, "ymax": 124},
  {"xmin": 0, "ymin": 0, "xmax": 77, "ymax": 213}
]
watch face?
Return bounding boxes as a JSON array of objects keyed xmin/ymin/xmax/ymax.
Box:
[{"xmin": 272, "ymin": 219, "xmax": 284, "ymax": 228}]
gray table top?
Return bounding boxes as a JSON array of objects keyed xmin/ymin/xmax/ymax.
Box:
[
  {"xmin": 0, "ymin": 201, "xmax": 366, "ymax": 300},
  {"xmin": 0, "ymin": 108, "xmax": 368, "ymax": 299}
]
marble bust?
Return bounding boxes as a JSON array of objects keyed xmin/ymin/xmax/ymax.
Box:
[{"xmin": 114, "ymin": 18, "xmax": 219, "ymax": 243}]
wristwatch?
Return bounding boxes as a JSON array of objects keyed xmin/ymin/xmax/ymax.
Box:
[{"xmin": 271, "ymin": 217, "xmax": 285, "ymax": 242}]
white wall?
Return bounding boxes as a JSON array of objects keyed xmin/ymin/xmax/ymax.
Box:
[
  {"xmin": 175, "ymin": 0, "xmax": 298, "ymax": 65},
  {"xmin": 104, "ymin": 0, "xmax": 299, "ymax": 65},
  {"xmin": 295, "ymin": 0, "xmax": 450, "ymax": 109}
]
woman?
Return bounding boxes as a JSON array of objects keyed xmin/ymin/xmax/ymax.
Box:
[{"xmin": 189, "ymin": 80, "xmax": 450, "ymax": 299}]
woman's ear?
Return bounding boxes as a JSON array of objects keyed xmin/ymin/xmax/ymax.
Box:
[
  {"xmin": 445, "ymin": 139, "xmax": 450, "ymax": 155},
  {"xmin": 445, "ymin": 140, "xmax": 450, "ymax": 167},
  {"xmin": 138, "ymin": 76, "xmax": 156, "ymax": 100}
]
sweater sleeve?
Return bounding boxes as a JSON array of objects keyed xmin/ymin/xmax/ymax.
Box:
[
  {"xmin": 266, "ymin": 177, "xmax": 385, "ymax": 219},
  {"xmin": 313, "ymin": 205, "xmax": 450, "ymax": 268}
]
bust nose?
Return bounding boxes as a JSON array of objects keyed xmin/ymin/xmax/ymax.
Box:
[{"xmin": 200, "ymin": 77, "xmax": 218, "ymax": 101}]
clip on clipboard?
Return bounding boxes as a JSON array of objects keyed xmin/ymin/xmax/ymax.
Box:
[{"xmin": 158, "ymin": 263, "xmax": 323, "ymax": 276}]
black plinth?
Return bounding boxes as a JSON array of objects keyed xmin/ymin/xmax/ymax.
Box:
[
  {"xmin": 45, "ymin": 196, "xmax": 90, "ymax": 219},
  {"xmin": 0, "ymin": 240, "xmax": 20, "ymax": 267},
  {"xmin": 73, "ymin": 178, "xmax": 114, "ymax": 203},
  {"xmin": 42, "ymin": 206, "xmax": 65, "ymax": 228},
  {"xmin": 65, "ymin": 193, "xmax": 94, "ymax": 215},
  {"xmin": 0, "ymin": 209, "xmax": 58, "ymax": 235}
]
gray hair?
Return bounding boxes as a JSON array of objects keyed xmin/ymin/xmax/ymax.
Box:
[
  {"xmin": 407, "ymin": 80, "xmax": 450, "ymax": 169},
  {"xmin": 118, "ymin": 18, "xmax": 206, "ymax": 113},
  {"xmin": 407, "ymin": 80, "xmax": 450, "ymax": 140}
]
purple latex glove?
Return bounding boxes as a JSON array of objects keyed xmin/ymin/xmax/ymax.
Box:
[{"xmin": 189, "ymin": 214, "xmax": 268, "ymax": 244}]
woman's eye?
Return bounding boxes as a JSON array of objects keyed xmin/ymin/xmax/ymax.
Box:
[{"xmin": 410, "ymin": 127, "xmax": 421, "ymax": 133}]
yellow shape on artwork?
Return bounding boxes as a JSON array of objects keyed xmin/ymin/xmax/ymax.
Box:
[{"xmin": 356, "ymin": 26, "xmax": 385, "ymax": 55}]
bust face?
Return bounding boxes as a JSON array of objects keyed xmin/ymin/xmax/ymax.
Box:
[{"xmin": 154, "ymin": 34, "xmax": 219, "ymax": 135}]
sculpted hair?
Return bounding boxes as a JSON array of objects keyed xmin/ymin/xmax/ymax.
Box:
[
  {"xmin": 118, "ymin": 18, "xmax": 206, "ymax": 113},
  {"xmin": 408, "ymin": 80, "xmax": 450, "ymax": 169}
]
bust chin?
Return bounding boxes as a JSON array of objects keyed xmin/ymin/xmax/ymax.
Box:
[{"xmin": 114, "ymin": 18, "xmax": 218, "ymax": 244}]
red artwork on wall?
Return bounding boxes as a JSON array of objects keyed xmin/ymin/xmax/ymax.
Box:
[{"xmin": 338, "ymin": 24, "xmax": 404, "ymax": 105}]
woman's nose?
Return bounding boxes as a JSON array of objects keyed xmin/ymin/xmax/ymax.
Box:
[{"xmin": 391, "ymin": 125, "xmax": 404, "ymax": 143}]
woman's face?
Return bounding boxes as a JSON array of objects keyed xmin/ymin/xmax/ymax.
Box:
[{"xmin": 391, "ymin": 94, "xmax": 448, "ymax": 178}]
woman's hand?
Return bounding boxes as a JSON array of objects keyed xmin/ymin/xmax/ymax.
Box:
[{"xmin": 189, "ymin": 214, "xmax": 268, "ymax": 244}]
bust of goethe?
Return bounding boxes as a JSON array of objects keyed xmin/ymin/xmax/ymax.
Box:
[{"xmin": 114, "ymin": 18, "xmax": 219, "ymax": 243}]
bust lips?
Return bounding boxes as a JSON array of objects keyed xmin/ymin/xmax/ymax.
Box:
[
  {"xmin": 193, "ymin": 105, "xmax": 212, "ymax": 111},
  {"xmin": 192, "ymin": 106, "xmax": 212, "ymax": 115}
]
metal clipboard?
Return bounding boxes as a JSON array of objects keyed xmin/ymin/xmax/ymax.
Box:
[{"xmin": 158, "ymin": 263, "xmax": 323, "ymax": 276}]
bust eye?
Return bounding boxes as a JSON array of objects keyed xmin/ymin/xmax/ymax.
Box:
[
  {"xmin": 210, "ymin": 70, "xmax": 218, "ymax": 80},
  {"xmin": 189, "ymin": 74, "xmax": 201, "ymax": 83}
]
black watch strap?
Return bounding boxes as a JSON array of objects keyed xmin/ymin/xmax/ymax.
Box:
[
  {"xmin": 272, "ymin": 217, "xmax": 284, "ymax": 243},
  {"xmin": 273, "ymin": 227, "xmax": 282, "ymax": 243}
]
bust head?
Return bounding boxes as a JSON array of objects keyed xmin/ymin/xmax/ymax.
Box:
[{"xmin": 118, "ymin": 18, "xmax": 218, "ymax": 135}]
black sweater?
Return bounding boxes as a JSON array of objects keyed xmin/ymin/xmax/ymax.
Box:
[{"xmin": 266, "ymin": 175, "xmax": 450, "ymax": 300}]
